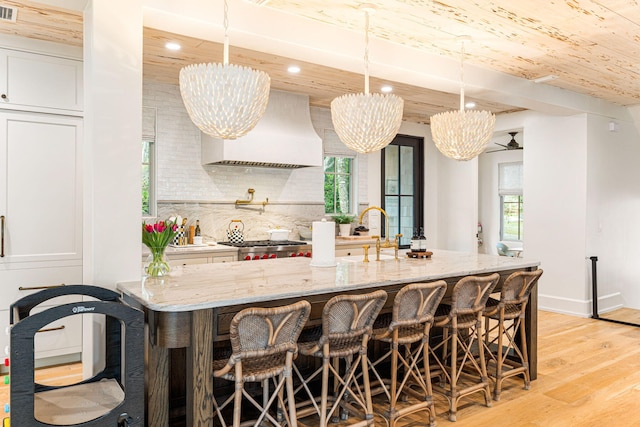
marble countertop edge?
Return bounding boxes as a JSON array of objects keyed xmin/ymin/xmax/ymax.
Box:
[{"xmin": 119, "ymin": 250, "xmax": 540, "ymax": 313}]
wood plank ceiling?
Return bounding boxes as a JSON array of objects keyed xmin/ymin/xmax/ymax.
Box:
[{"xmin": 1, "ymin": 0, "xmax": 639, "ymax": 124}]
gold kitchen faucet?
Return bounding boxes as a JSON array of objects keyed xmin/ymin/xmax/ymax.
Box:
[{"xmin": 359, "ymin": 206, "xmax": 402, "ymax": 260}]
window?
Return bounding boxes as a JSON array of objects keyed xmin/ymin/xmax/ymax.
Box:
[
  {"xmin": 142, "ymin": 107, "xmax": 157, "ymax": 217},
  {"xmin": 323, "ymin": 129, "xmax": 356, "ymax": 215},
  {"xmin": 499, "ymin": 162, "xmax": 523, "ymax": 241},
  {"xmin": 324, "ymin": 156, "xmax": 353, "ymax": 214},
  {"xmin": 501, "ymin": 195, "xmax": 523, "ymax": 240},
  {"xmin": 381, "ymin": 135, "xmax": 424, "ymax": 248}
]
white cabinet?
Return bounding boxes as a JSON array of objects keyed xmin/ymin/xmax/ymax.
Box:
[
  {"xmin": 0, "ymin": 48, "xmax": 83, "ymax": 114},
  {"xmin": 0, "ymin": 110, "xmax": 83, "ymax": 367},
  {"xmin": 0, "ymin": 111, "xmax": 83, "ymax": 264}
]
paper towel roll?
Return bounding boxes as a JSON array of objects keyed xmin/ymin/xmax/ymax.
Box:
[{"xmin": 310, "ymin": 219, "xmax": 336, "ymax": 267}]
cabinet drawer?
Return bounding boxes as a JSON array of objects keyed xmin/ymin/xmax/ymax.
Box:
[
  {"xmin": 174, "ymin": 257, "xmax": 209, "ymax": 266},
  {"xmin": 335, "ymin": 247, "xmax": 364, "ymax": 257},
  {"xmin": 0, "ymin": 265, "xmax": 83, "ymax": 310},
  {"xmin": 212, "ymin": 255, "xmax": 236, "ymax": 263}
]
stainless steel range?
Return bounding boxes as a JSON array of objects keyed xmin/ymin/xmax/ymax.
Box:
[{"xmin": 218, "ymin": 240, "xmax": 312, "ymax": 261}]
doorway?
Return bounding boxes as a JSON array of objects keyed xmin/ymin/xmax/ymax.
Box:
[{"xmin": 381, "ymin": 135, "xmax": 424, "ymax": 248}]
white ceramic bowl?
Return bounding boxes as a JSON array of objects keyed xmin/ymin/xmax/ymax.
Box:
[{"xmin": 267, "ymin": 229, "xmax": 291, "ymax": 241}]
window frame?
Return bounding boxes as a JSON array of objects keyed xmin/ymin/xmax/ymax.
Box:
[
  {"xmin": 323, "ymin": 155, "xmax": 356, "ymax": 215},
  {"xmin": 142, "ymin": 106, "xmax": 157, "ymax": 218},
  {"xmin": 500, "ymin": 194, "xmax": 523, "ymax": 242},
  {"xmin": 498, "ymin": 161, "xmax": 523, "ymax": 242}
]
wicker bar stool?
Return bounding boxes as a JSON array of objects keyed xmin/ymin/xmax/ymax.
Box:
[
  {"xmin": 368, "ymin": 281, "xmax": 447, "ymax": 427},
  {"xmin": 483, "ymin": 269, "xmax": 543, "ymax": 401},
  {"xmin": 213, "ymin": 300, "xmax": 311, "ymax": 427},
  {"xmin": 293, "ymin": 290, "xmax": 387, "ymax": 427},
  {"xmin": 429, "ymin": 273, "xmax": 500, "ymax": 422}
]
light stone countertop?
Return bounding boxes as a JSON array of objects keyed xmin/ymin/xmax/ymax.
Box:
[{"xmin": 119, "ymin": 249, "xmax": 539, "ymax": 312}]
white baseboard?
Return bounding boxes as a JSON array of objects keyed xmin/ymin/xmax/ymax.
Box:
[{"xmin": 539, "ymin": 291, "xmax": 623, "ymax": 317}]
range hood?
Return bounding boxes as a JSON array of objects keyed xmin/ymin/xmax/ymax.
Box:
[{"xmin": 201, "ymin": 90, "xmax": 323, "ymax": 168}]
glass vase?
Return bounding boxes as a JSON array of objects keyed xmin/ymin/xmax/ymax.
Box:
[{"xmin": 145, "ymin": 246, "xmax": 171, "ymax": 277}]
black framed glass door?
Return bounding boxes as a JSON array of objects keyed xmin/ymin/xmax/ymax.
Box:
[{"xmin": 381, "ymin": 135, "xmax": 424, "ymax": 248}]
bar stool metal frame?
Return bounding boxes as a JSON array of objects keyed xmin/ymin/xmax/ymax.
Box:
[
  {"xmin": 429, "ymin": 273, "xmax": 500, "ymax": 422},
  {"xmin": 213, "ymin": 300, "xmax": 311, "ymax": 427},
  {"xmin": 482, "ymin": 269, "xmax": 543, "ymax": 400},
  {"xmin": 368, "ymin": 281, "xmax": 447, "ymax": 427},
  {"xmin": 293, "ymin": 290, "xmax": 387, "ymax": 427}
]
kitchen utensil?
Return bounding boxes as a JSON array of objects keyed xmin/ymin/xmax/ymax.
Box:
[
  {"xmin": 227, "ymin": 220, "xmax": 244, "ymax": 244},
  {"xmin": 267, "ymin": 228, "xmax": 291, "ymax": 241}
]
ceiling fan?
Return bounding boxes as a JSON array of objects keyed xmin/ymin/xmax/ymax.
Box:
[{"xmin": 486, "ymin": 131, "xmax": 523, "ymax": 153}]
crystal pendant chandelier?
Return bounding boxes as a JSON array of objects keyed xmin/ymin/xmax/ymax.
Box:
[
  {"xmin": 179, "ymin": 0, "xmax": 270, "ymax": 140},
  {"xmin": 331, "ymin": 4, "xmax": 404, "ymax": 154},
  {"xmin": 430, "ymin": 36, "xmax": 495, "ymax": 161}
]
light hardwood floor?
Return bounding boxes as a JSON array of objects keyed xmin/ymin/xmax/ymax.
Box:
[
  {"xmin": 2, "ymin": 310, "xmax": 640, "ymax": 426},
  {"xmin": 599, "ymin": 307, "xmax": 640, "ymax": 326}
]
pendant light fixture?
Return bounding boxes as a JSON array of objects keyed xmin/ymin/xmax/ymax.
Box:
[
  {"xmin": 331, "ymin": 4, "xmax": 404, "ymax": 154},
  {"xmin": 179, "ymin": 0, "xmax": 271, "ymax": 140},
  {"xmin": 430, "ymin": 36, "xmax": 495, "ymax": 161}
]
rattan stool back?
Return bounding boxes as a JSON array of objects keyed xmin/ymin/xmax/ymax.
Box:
[
  {"xmin": 369, "ymin": 281, "xmax": 447, "ymax": 427},
  {"xmin": 214, "ymin": 300, "xmax": 311, "ymax": 427}
]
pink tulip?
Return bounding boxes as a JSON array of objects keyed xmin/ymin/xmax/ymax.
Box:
[{"xmin": 145, "ymin": 224, "xmax": 154, "ymax": 233}]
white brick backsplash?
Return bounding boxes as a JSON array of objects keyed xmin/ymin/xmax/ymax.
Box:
[{"xmin": 143, "ymin": 82, "xmax": 368, "ymax": 232}]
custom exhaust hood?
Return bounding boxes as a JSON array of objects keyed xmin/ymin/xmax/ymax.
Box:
[{"xmin": 201, "ymin": 90, "xmax": 323, "ymax": 168}]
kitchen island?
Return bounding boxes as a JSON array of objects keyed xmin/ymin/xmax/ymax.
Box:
[{"xmin": 118, "ymin": 249, "xmax": 540, "ymax": 427}]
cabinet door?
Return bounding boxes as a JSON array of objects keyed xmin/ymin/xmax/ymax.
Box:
[
  {"xmin": 0, "ymin": 112, "xmax": 82, "ymax": 264},
  {"xmin": 0, "ymin": 48, "xmax": 83, "ymax": 113}
]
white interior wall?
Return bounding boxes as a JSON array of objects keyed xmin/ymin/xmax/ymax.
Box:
[
  {"xmin": 586, "ymin": 114, "xmax": 640, "ymax": 311},
  {"xmin": 522, "ymin": 113, "xmax": 589, "ymax": 315},
  {"xmin": 82, "ymin": 0, "xmax": 143, "ymax": 377},
  {"xmin": 436, "ymin": 156, "xmax": 478, "ymax": 252},
  {"xmin": 477, "ymin": 111, "xmax": 592, "ymax": 314}
]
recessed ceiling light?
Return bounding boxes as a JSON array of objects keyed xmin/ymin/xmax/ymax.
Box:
[
  {"xmin": 532, "ymin": 75, "xmax": 558, "ymax": 83},
  {"xmin": 381, "ymin": 85, "xmax": 393, "ymax": 93},
  {"xmin": 287, "ymin": 65, "xmax": 301, "ymax": 74},
  {"xmin": 465, "ymin": 101, "xmax": 476, "ymax": 108},
  {"xmin": 165, "ymin": 42, "xmax": 181, "ymax": 51}
]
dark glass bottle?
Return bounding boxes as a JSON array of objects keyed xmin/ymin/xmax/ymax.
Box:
[
  {"xmin": 410, "ymin": 227, "xmax": 420, "ymax": 252},
  {"xmin": 419, "ymin": 227, "xmax": 427, "ymax": 251},
  {"xmin": 195, "ymin": 220, "xmax": 201, "ymax": 237}
]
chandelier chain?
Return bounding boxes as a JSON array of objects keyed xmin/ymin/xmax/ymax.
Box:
[
  {"xmin": 364, "ymin": 9, "xmax": 370, "ymax": 94},
  {"xmin": 459, "ymin": 40, "xmax": 466, "ymax": 110},
  {"xmin": 223, "ymin": 0, "xmax": 229, "ymax": 64}
]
